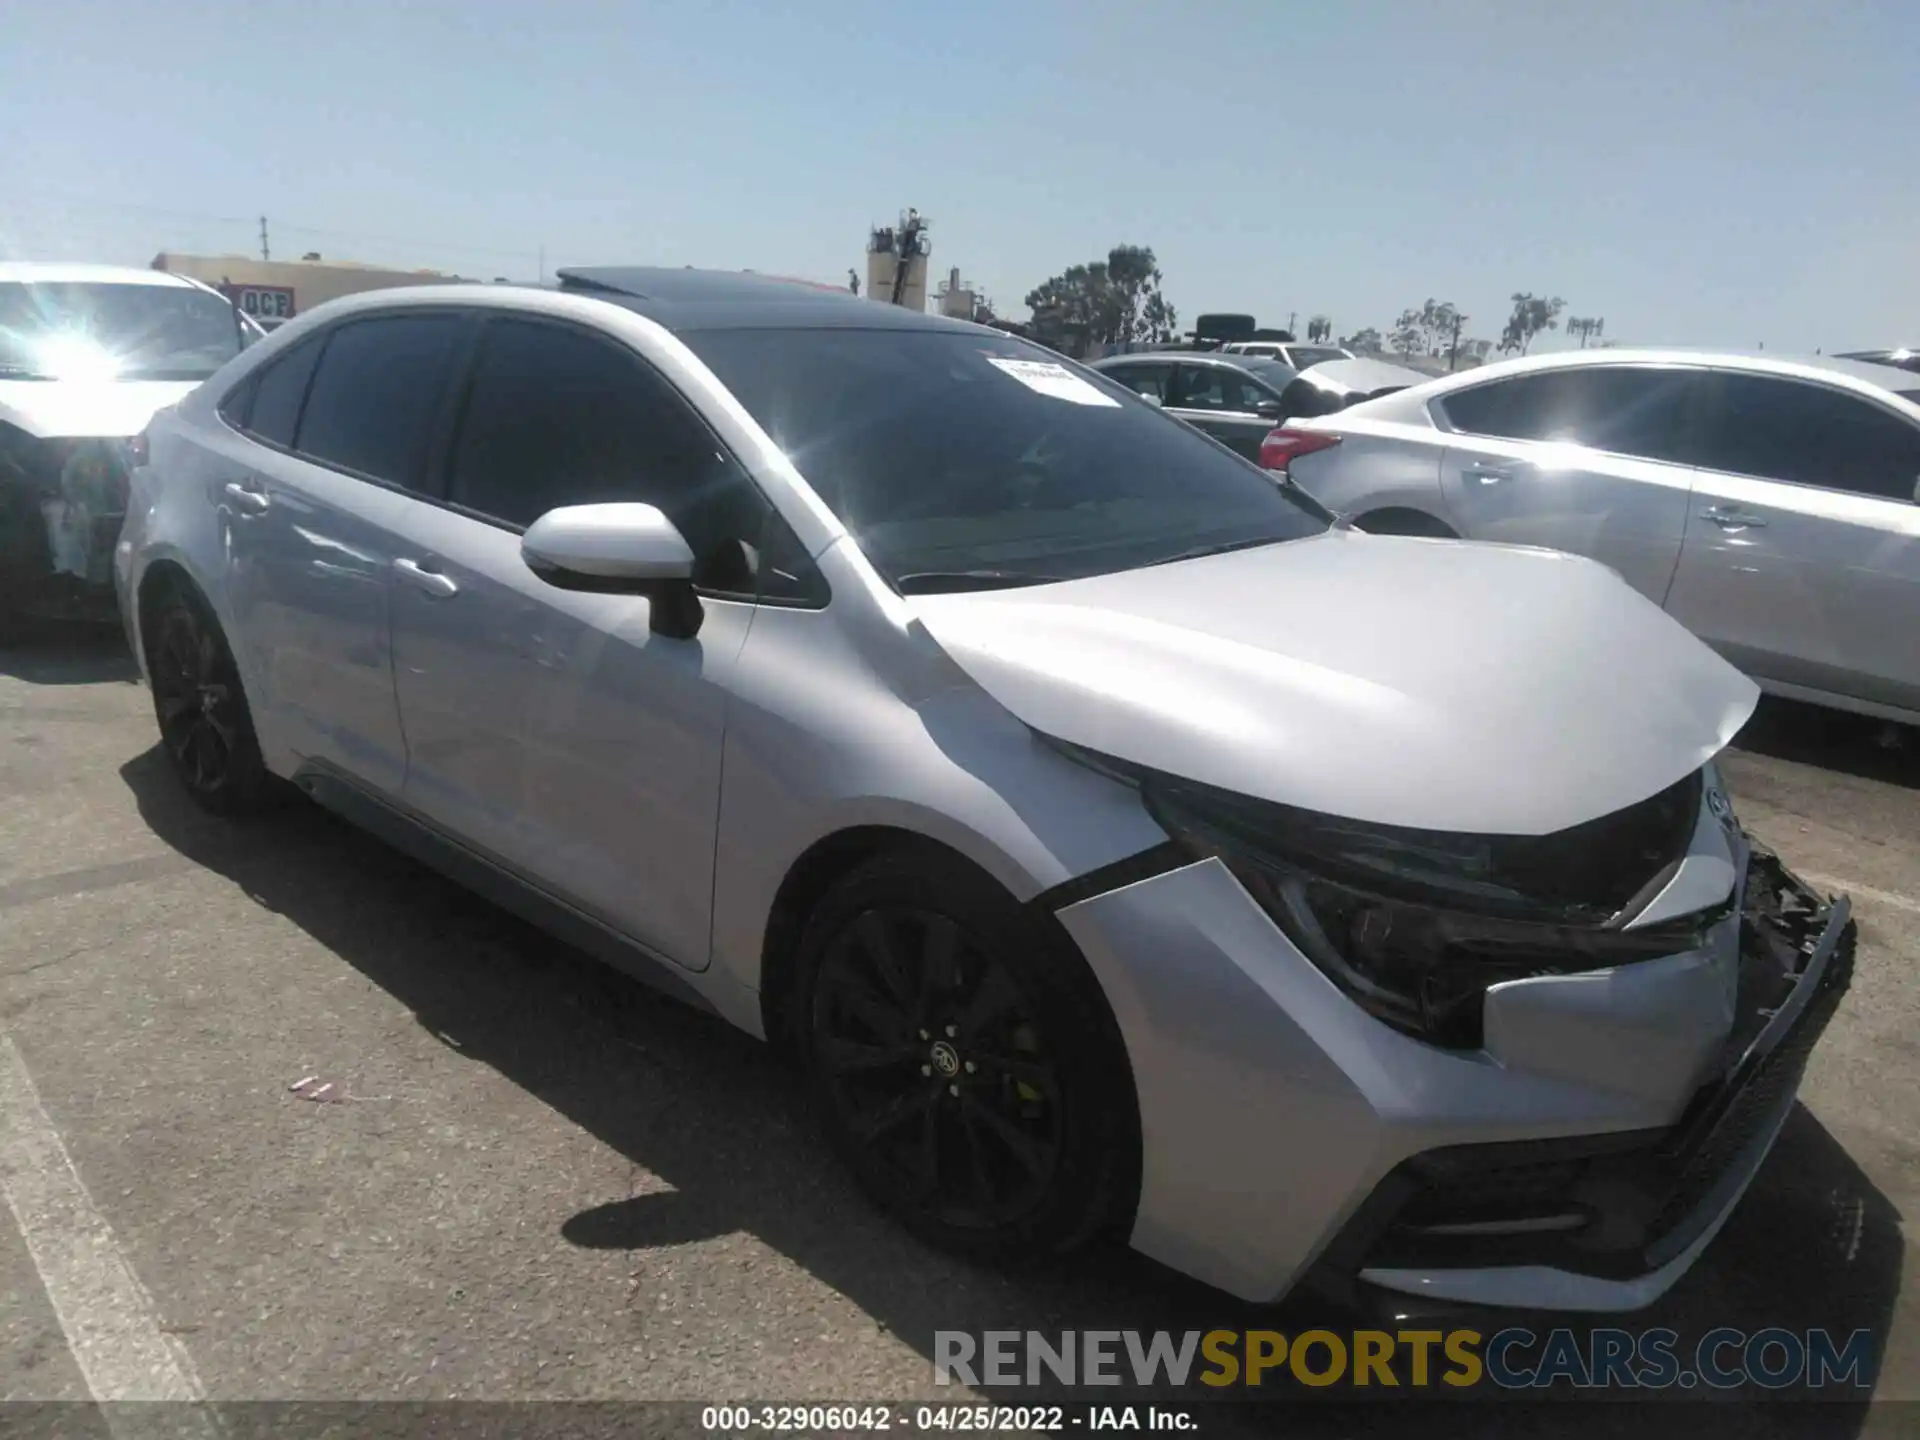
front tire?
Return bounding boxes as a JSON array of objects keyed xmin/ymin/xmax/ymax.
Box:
[
  {"xmin": 792, "ymin": 849, "xmax": 1136, "ymax": 1262},
  {"xmin": 143, "ymin": 582, "xmax": 276, "ymax": 816}
]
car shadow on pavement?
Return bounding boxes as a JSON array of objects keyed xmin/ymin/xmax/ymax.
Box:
[
  {"xmin": 0, "ymin": 620, "xmax": 139, "ymax": 687},
  {"xmin": 1732, "ymin": 696, "xmax": 1920, "ymax": 792},
  {"xmin": 119, "ymin": 747, "xmax": 1904, "ymax": 1439}
]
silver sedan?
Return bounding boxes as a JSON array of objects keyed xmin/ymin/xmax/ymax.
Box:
[
  {"xmin": 1270, "ymin": 348, "xmax": 1920, "ymax": 727},
  {"xmin": 117, "ymin": 278, "xmax": 1853, "ymax": 1312}
]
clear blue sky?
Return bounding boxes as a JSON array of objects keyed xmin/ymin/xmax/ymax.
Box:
[{"xmin": 3, "ymin": 0, "xmax": 1914, "ymax": 353}]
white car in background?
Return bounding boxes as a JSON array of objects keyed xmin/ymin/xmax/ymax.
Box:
[
  {"xmin": 1266, "ymin": 348, "xmax": 1920, "ymax": 727},
  {"xmin": 1225, "ymin": 339, "xmax": 1355, "ymax": 370},
  {"xmin": 0, "ymin": 262, "xmax": 258, "ymax": 622}
]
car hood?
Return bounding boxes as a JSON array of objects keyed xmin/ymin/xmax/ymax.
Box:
[
  {"xmin": 908, "ymin": 529, "xmax": 1759, "ymax": 836},
  {"xmin": 0, "ymin": 379, "xmax": 200, "ymax": 440},
  {"xmin": 1293, "ymin": 357, "xmax": 1428, "ymax": 397}
]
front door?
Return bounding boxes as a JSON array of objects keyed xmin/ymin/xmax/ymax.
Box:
[
  {"xmin": 388, "ymin": 314, "xmax": 771, "ymax": 971},
  {"xmin": 1663, "ymin": 370, "xmax": 1920, "ymax": 712},
  {"xmin": 1433, "ymin": 363, "xmax": 1701, "ymax": 604},
  {"xmin": 221, "ymin": 313, "xmax": 465, "ymax": 793}
]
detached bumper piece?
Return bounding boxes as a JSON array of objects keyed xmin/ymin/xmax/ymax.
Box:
[{"xmin": 1310, "ymin": 851, "xmax": 1854, "ymax": 1308}]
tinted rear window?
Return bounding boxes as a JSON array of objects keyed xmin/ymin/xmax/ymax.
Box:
[
  {"xmin": 242, "ymin": 337, "xmax": 323, "ymax": 448},
  {"xmin": 683, "ymin": 327, "xmax": 1330, "ymax": 590},
  {"xmin": 294, "ymin": 316, "xmax": 463, "ymax": 489},
  {"xmin": 1439, "ymin": 366, "xmax": 1698, "ymax": 465}
]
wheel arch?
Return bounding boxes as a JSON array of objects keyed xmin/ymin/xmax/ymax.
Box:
[
  {"xmin": 759, "ymin": 821, "xmax": 1144, "ymax": 1241},
  {"xmin": 1352, "ymin": 506, "xmax": 1460, "ymax": 538}
]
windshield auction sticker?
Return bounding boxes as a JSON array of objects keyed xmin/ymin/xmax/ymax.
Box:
[{"xmin": 985, "ymin": 356, "xmax": 1121, "ymax": 407}]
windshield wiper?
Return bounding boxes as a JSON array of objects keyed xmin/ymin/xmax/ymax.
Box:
[
  {"xmin": 894, "ymin": 569, "xmax": 1068, "ymax": 595},
  {"xmin": 1147, "ymin": 535, "xmax": 1295, "ymax": 569}
]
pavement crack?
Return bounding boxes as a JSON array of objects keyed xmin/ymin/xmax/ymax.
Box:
[{"xmin": 4, "ymin": 942, "xmax": 100, "ymax": 978}]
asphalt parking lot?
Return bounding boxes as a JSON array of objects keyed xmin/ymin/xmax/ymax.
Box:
[{"xmin": 0, "ymin": 622, "xmax": 1915, "ymax": 1438}]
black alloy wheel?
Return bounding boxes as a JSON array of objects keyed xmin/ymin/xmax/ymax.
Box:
[
  {"xmin": 795, "ymin": 850, "xmax": 1136, "ymax": 1260},
  {"xmin": 145, "ymin": 584, "xmax": 273, "ymax": 815}
]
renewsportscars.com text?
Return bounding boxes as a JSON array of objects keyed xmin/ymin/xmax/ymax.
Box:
[{"xmin": 934, "ymin": 1327, "xmax": 1876, "ymax": 1392}]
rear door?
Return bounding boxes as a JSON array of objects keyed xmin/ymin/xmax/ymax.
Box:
[
  {"xmin": 1663, "ymin": 371, "xmax": 1920, "ymax": 712},
  {"xmin": 221, "ymin": 313, "xmax": 466, "ymax": 791},
  {"xmin": 1167, "ymin": 363, "xmax": 1283, "ymax": 459},
  {"xmin": 1433, "ymin": 364, "xmax": 1701, "ymax": 604}
]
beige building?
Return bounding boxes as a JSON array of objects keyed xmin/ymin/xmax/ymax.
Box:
[{"xmin": 149, "ymin": 253, "xmax": 468, "ymax": 328}]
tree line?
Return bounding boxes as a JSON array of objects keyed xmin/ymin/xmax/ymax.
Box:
[{"xmin": 1015, "ymin": 245, "xmax": 1591, "ymax": 366}]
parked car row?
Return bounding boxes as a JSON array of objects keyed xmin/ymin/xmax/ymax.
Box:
[
  {"xmin": 108, "ymin": 267, "xmax": 1855, "ymax": 1315},
  {"xmin": 1090, "ymin": 349, "xmax": 1426, "ymax": 459}
]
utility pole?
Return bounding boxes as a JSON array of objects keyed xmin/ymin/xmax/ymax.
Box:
[
  {"xmin": 538, "ymin": 246, "xmax": 546, "ymax": 284},
  {"xmin": 1448, "ymin": 312, "xmax": 1466, "ymax": 371},
  {"xmin": 259, "ymin": 216, "xmax": 270, "ymax": 263},
  {"xmin": 1287, "ymin": 311, "xmax": 1297, "ymax": 337}
]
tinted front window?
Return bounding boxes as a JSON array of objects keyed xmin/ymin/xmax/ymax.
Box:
[
  {"xmin": 446, "ymin": 318, "xmax": 785, "ymax": 590},
  {"xmin": 1173, "ymin": 365, "xmax": 1275, "ymax": 412},
  {"xmin": 1235, "ymin": 358, "xmax": 1297, "ymax": 390},
  {"xmin": 1691, "ymin": 374, "xmax": 1920, "ymax": 501},
  {"xmin": 0, "ymin": 281, "xmax": 241, "ymax": 381},
  {"xmin": 295, "ymin": 316, "xmax": 463, "ymax": 488},
  {"xmin": 1104, "ymin": 362, "xmax": 1172, "ymax": 401},
  {"xmin": 682, "ymin": 327, "xmax": 1329, "ymax": 590},
  {"xmin": 1440, "ymin": 366, "xmax": 1697, "ymax": 465},
  {"xmin": 242, "ymin": 338, "xmax": 323, "ymax": 448}
]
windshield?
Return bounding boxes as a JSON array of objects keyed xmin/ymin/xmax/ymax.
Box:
[
  {"xmin": 685, "ymin": 327, "xmax": 1330, "ymax": 591},
  {"xmin": 0, "ymin": 282, "xmax": 243, "ymax": 381},
  {"xmin": 1287, "ymin": 346, "xmax": 1350, "ymax": 368}
]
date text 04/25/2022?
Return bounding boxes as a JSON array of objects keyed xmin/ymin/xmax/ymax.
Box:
[{"xmin": 699, "ymin": 1404, "xmax": 1195, "ymax": 1431}]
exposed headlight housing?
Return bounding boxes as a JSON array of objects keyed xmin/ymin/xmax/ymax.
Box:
[{"xmin": 1047, "ymin": 736, "xmax": 1717, "ymax": 1049}]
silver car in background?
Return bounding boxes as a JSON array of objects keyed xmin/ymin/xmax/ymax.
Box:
[
  {"xmin": 1270, "ymin": 348, "xmax": 1920, "ymax": 727},
  {"xmin": 117, "ymin": 273, "xmax": 1854, "ymax": 1312}
]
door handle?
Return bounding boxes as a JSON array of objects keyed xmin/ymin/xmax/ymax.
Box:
[
  {"xmin": 222, "ymin": 481, "xmax": 270, "ymax": 515},
  {"xmin": 393, "ymin": 556, "xmax": 459, "ymax": 598},
  {"xmin": 1462, "ymin": 460, "xmax": 1523, "ymax": 485},
  {"xmin": 1701, "ymin": 505, "xmax": 1768, "ymax": 531}
]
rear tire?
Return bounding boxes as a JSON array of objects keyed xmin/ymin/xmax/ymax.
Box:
[
  {"xmin": 792, "ymin": 848, "xmax": 1136, "ymax": 1262},
  {"xmin": 142, "ymin": 581, "xmax": 277, "ymax": 816},
  {"xmin": 1354, "ymin": 508, "xmax": 1459, "ymax": 538}
]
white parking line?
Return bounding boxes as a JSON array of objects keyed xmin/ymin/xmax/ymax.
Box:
[
  {"xmin": 0, "ymin": 1032, "xmax": 210, "ymax": 1410},
  {"xmin": 1803, "ymin": 874, "xmax": 1920, "ymax": 918}
]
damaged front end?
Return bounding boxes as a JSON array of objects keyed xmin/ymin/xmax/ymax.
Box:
[
  {"xmin": 0, "ymin": 423, "xmax": 134, "ymax": 623},
  {"xmin": 1324, "ymin": 847, "xmax": 1854, "ymax": 1295},
  {"xmin": 1071, "ymin": 740, "xmax": 1721, "ymax": 1050}
]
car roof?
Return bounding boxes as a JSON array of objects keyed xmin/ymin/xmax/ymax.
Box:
[
  {"xmin": 1402, "ymin": 346, "xmax": 1920, "ymax": 400},
  {"xmin": 551, "ymin": 266, "xmax": 985, "ymax": 334},
  {"xmin": 0, "ymin": 262, "xmax": 199, "ymax": 288},
  {"xmin": 1096, "ymin": 350, "xmax": 1280, "ymax": 369}
]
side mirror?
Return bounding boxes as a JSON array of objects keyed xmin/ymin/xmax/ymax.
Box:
[
  {"xmin": 521, "ymin": 502, "xmax": 705, "ymax": 639},
  {"xmin": 1139, "ymin": 392, "xmax": 1164, "ymax": 408},
  {"xmin": 1251, "ymin": 398, "xmax": 1284, "ymax": 420}
]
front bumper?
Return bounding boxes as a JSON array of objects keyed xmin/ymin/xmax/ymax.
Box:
[
  {"xmin": 0, "ymin": 434, "xmax": 131, "ymax": 621},
  {"xmin": 1055, "ymin": 830, "xmax": 1853, "ymax": 1311}
]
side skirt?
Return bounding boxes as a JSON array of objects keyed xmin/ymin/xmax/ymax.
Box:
[{"xmin": 291, "ymin": 763, "xmax": 721, "ymax": 1020}]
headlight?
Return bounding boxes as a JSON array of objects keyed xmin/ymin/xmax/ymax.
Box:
[{"xmin": 1048, "ymin": 736, "xmax": 1715, "ymax": 1049}]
